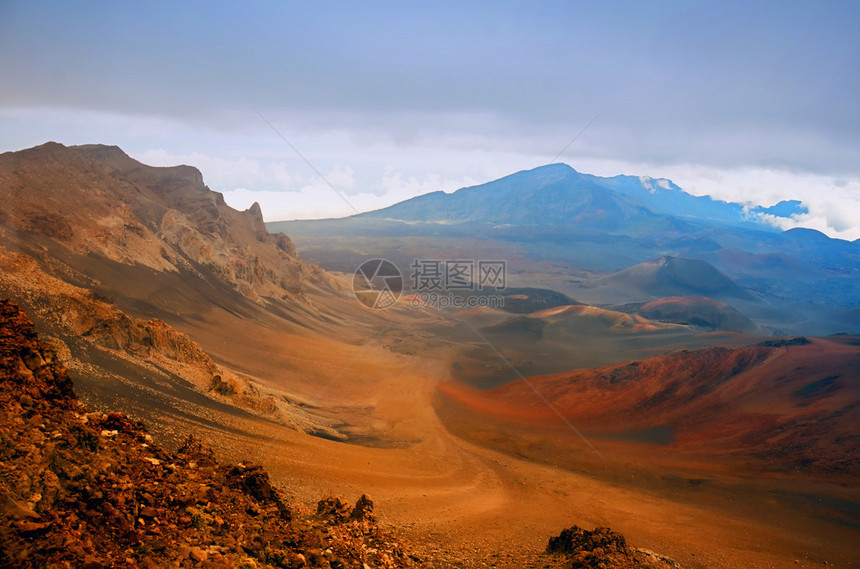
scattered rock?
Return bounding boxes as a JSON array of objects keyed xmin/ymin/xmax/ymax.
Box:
[
  {"xmin": 757, "ymin": 337, "xmax": 811, "ymax": 348},
  {"xmin": 188, "ymin": 546, "xmax": 207, "ymax": 562}
]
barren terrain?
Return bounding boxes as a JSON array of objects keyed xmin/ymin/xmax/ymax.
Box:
[{"xmin": 2, "ymin": 143, "xmax": 857, "ymax": 568}]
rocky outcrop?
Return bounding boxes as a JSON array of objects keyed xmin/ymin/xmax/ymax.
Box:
[
  {"xmin": 546, "ymin": 526, "xmax": 680, "ymax": 569},
  {"xmin": 0, "ymin": 299, "xmax": 77, "ymax": 405},
  {"xmin": 316, "ymin": 494, "xmax": 376, "ymax": 525}
]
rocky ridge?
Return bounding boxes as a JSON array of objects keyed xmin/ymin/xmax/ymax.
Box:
[{"xmin": 0, "ymin": 142, "xmax": 341, "ymax": 305}]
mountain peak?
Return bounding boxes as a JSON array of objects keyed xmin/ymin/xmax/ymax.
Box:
[
  {"xmin": 514, "ymin": 162, "xmax": 580, "ymax": 182},
  {"xmin": 784, "ymin": 227, "xmax": 829, "ymax": 241},
  {"xmin": 599, "ymin": 256, "xmax": 755, "ymax": 302},
  {"xmin": 71, "ymin": 142, "xmax": 128, "ymax": 156},
  {"xmin": 358, "ymin": 161, "xmax": 651, "ymax": 229},
  {"xmin": 532, "ymin": 162, "xmax": 578, "ymax": 174}
]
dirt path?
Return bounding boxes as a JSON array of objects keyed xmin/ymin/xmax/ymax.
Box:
[{"xmin": 171, "ymin": 341, "xmax": 858, "ymax": 569}]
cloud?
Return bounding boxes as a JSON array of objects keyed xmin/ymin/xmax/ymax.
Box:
[
  {"xmin": 3, "ymin": 1, "xmax": 859, "ymax": 180},
  {"xmin": 758, "ymin": 208, "xmax": 860, "ymax": 242},
  {"xmin": 136, "ymin": 149, "xmax": 299, "ymax": 191},
  {"xmin": 635, "ymin": 163, "xmax": 860, "ymax": 241},
  {"xmin": 221, "ymin": 168, "xmax": 478, "ymax": 221},
  {"xmin": 380, "ymin": 169, "xmax": 479, "ymax": 198},
  {"xmin": 126, "ymin": 145, "xmax": 501, "ymax": 221},
  {"xmin": 3, "ymin": 108, "xmax": 858, "ymax": 239}
]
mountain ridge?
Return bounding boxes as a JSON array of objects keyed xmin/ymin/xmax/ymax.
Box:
[
  {"xmin": 357, "ymin": 163, "xmax": 669, "ymax": 232},
  {"xmin": 0, "ymin": 142, "xmax": 334, "ymax": 306},
  {"xmin": 273, "ymin": 161, "xmax": 860, "ymax": 330},
  {"xmin": 331, "ymin": 162, "xmax": 806, "ymax": 234}
]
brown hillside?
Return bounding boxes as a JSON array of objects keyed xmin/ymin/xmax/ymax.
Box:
[
  {"xmin": 0, "ymin": 142, "xmax": 338, "ymax": 305},
  {"xmin": 439, "ymin": 340, "xmax": 860, "ymax": 479}
]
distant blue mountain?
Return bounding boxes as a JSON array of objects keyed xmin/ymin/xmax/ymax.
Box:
[
  {"xmin": 357, "ymin": 163, "xmax": 803, "ymax": 232},
  {"xmin": 358, "ymin": 164, "xmax": 666, "ymax": 232},
  {"xmin": 586, "ymin": 173, "xmax": 754, "ymax": 226},
  {"xmin": 270, "ymin": 163, "xmax": 860, "ymax": 320}
]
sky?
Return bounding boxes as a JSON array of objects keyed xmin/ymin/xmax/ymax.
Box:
[{"xmin": 1, "ymin": 1, "xmax": 859, "ymax": 239}]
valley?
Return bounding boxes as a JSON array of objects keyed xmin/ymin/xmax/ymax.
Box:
[{"xmin": 1, "ymin": 143, "xmax": 858, "ymax": 568}]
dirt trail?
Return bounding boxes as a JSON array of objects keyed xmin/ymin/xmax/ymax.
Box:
[{"xmin": 170, "ymin": 339, "xmax": 858, "ymax": 569}]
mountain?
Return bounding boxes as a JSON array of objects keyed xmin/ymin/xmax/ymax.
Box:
[
  {"xmin": 592, "ymin": 256, "xmax": 756, "ymax": 302},
  {"xmin": 358, "ymin": 164, "xmax": 669, "ymax": 233},
  {"xmin": 355, "ymin": 163, "xmax": 804, "ymax": 233},
  {"xmin": 637, "ymin": 297, "xmax": 758, "ymax": 333},
  {"xmin": 0, "ymin": 142, "xmax": 341, "ymax": 308},
  {"xmin": 274, "ymin": 163, "xmax": 809, "ymax": 237},
  {"xmin": 0, "ymin": 142, "xmax": 406, "ymax": 447},
  {"xmin": 273, "ymin": 163, "xmax": 860, "ymax": 333},
  {"xmin": 586, "ymin": 172, "xmax": 807, "ymax": 227}
]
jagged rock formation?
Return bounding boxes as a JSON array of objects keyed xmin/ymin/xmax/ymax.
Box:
[{"xmin": 0, "ymin": 141, "xmax": 400, "ymax": 458}]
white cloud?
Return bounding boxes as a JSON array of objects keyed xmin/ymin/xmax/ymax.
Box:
[
  {"xmin": 658, "ymin": 166, "xmax": 860, "ymax": 241},
  {"xmin": 222, "ymin": 169, "xmax": 481, "ymax": 221},
  {"xmin": 638, "ymin": 176, "xmax": 656, "ymax": 193},
  {"xmin": 136, "ymin": 149, "xmax": 299, "ymax": 191},
  {"xmin": 318, "ymin": 165, "xmax": 355, "ymax": 192},
  {"xmin": 380, "ymin": 168, "xmax": 479, "ymax": 197},
  {"xmin": 220, "ymin": 187, "xmax": 336, "ymax": 220},
  {"xmin": 756, "ymin": 194, "xmax": 860, "ymax": 241}
]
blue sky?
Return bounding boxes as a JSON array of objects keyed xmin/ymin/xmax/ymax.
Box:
[{"xmin": 2, "ymin": 1, "xmax": 859, "ymax": 238}]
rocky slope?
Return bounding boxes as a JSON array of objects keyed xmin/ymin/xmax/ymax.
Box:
[
  {"xmin": 0, "ymin": 300, "xmax": 677, "ymax": 569},
  {"xmin": 0, "ymin": 245, "xmax": 283, "ymax": 419},
  {"xmin": 0, "ymin": 142, "xmax": 384, "ymax": 441},
  {"xmin": 0, "ymin": 142, "xmax": 340, "ymax": 305}
]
